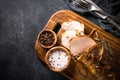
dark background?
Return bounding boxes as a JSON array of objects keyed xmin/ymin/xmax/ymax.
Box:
[
  {"xmin": 0, "ymin": 0, "xmax": 120, "ymax": 80},
  {"xmin": 0, "ymin": 0, "xmax": 69, "ymax": 80}
]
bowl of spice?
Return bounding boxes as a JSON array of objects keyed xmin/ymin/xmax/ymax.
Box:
[
  {"xmin": 45, "ymin": 46, "xmax": 71, "ymax": 72},
  {"xmin": 38, "ymin": 29, "xmax": 57, "ymax": 48}
]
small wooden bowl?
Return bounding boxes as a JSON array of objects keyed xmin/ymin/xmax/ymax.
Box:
[
  {"xmin": 38, "ymin": 29, "xmax": 57, "ymax": 48},
  {"xmin": 45, "ymin": 46, "xmax": 71, "ymax": 72}
]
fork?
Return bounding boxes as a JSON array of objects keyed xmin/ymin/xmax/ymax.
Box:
[{"xmin": 75, "ymin": 0, "xmax": 120, "ymax": 31}]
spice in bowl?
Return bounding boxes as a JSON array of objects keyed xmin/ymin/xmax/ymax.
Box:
[
  {"xmin": 45, "ymin": 46, "xmax": 71, "ymax": 72},
  {"xmin": 38, "ymin": 29, "xmax": 57, "ymax": 48}
]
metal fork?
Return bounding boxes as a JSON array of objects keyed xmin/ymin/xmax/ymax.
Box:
[
  {"xmin": 75, "ymin": 0, "xmax": 120, "ymax": 31},
  {"xmin": 77, "ymin": 0, "xmax": 107, "ymax": 18}
]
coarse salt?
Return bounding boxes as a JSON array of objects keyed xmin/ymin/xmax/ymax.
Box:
[{"xmin": 48, "ymin": 50, "xmax": 69, "ymax": 69}]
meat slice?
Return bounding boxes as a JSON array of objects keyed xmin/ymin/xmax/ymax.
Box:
[
  {"xmin": 61, "ymin": 30, "xmax": 76, "ymax": 49},
  {"xmin": 62, "ymin": 20, "xmax": 85, "ymax": 35},
  {"xmin": 69, "ymin": 36, "xmax": 97, "ymax": 56}
]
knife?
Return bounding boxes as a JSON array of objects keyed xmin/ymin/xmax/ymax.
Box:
[
  {"xmin": 81, "ymin": 0, "xmax": 120, "ymax": 31},
  {"xmin": 71, "ymin": 0, "xmax": 120, "ymax": 31}
]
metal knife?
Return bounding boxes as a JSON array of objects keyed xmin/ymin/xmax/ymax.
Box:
[{"xmin": 73, "ymin": 0, "xmax": 120, "ymax": 31}]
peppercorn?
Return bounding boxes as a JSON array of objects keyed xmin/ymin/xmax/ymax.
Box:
[{"xmin": 39, "ymin": 31, "xmax": 55, "ymax": 46}]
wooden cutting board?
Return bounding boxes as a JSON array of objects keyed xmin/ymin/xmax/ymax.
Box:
[{"xmin": 35, "ymin": 10, "xmax": 120, "ymax": 80}]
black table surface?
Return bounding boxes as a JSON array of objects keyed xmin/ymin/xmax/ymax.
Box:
[
  {"xmin": 1, "ymin": 0, "xmax": 120, "ymax": 80},
  {"xmin": 0, "ymin": 0, "xmax": 69, "ymax": 80}
]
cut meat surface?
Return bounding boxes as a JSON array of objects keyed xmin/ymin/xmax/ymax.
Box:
[
  {"xmin": 61, "ymin": 30, "xmax": 76, "ymax": 49},
  {"xmin": 62, "ymin": 20, "xmax": 85, "ymax": 35},
  {"xmin": 69, "ymin": 36, "xmax": 97, "ymax": 56}
]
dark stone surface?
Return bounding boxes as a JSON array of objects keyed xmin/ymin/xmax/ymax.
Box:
[{"xmin": 0, "ymin": 0, "xmax": 69, "ymax": 80}]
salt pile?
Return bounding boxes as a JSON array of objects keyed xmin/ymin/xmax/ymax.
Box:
[{"xmin": 48, "ymin": 50, "xmax": 69, "ymax": 69}]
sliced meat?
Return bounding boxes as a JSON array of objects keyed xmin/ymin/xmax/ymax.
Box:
[
  {"xmin": 62, "ymin": 20, "xmax": 85, "ymax": 35},
  {"xmin": 69, "ymin": 35, "xmax": 97, "ymax": 56},
  {"xmin": 61, "ymin": 30, "xmax": 76, "ymax": 49}
]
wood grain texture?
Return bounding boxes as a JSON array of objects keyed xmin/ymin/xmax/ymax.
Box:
[{"xmin": 35, "ymin": 10, "xmax": 120, "ymax": 80}]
